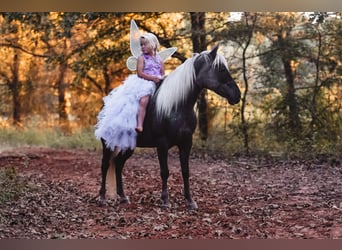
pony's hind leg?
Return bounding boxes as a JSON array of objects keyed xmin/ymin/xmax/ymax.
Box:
[
  {"xmin": 114, "ymin": 149, "xmax": 134, "ymax": 204},
  {"xmin": 98, "ymin": 139, "xmax": 111, "ymax": 206}
]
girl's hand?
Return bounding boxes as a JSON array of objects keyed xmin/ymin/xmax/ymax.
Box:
[{"xmin": 153, "ymin": 76, "xmax": 162, "ymax": 83}]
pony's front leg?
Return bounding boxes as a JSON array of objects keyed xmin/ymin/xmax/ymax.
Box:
[
  {"xmin": 179, "ymin": 140, "xmax": 198, "ymax": 210},
  {"xmin": 157, "ymin": 145, "xmax": 170, "ymax": 209}
]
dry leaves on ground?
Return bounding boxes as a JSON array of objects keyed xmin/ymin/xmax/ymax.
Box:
[{"xmin": 0, "ymin": 147, "xmax": 341, "ymax": 239}]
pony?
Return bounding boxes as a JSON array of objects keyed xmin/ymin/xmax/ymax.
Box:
[{"xmin": 98, "ymin": 46, "xmax": 241, "ymax": 209}]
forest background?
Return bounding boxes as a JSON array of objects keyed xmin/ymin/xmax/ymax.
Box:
[{"xmin": 0, "ymin": 12, "xmax": 341, "ymax": 159}]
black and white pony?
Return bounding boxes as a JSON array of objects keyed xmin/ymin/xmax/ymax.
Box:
[{"xmin": 98, "ymin": 46, "xmax": 240, "ymax": 209}]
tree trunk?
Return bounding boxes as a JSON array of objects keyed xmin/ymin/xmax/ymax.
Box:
[
  {"xmin": 283, "ymin": 59, "xmax": 301, "ymax": 135},
  {"xmin": 190, "ymin": 12, "xmax": 208, "ymax": 140},
  {"xmin": 278, "ymin": 35, "xmax": 301, "ymax": 135},
  {"xmin": 103, "ymin": 66, "xmax": 111, "ymax": 95},
  {"xmin": 57, "ymin": 61, "xmax": 68, "ymax": 130},
  {"xmin": 308, "ymin": 28, "xmax": 322, "ymax": 140},
  {"xmin": 55, "ymin": 36, "xmax": 70, "ymax": 132},
  {"xmin": 10, "ymin": 52, "xmax": 21, "ymax": 126},
  {"xmin": 240, "ymin": 12, "xmax": 256, "ymax": 155}
]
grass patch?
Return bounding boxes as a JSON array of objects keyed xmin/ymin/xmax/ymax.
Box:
[
  {"xmin": 0, "ymin": 126, "xmax": 101, "ymax": 150},
  {"xmin": 191, "ymin": 126, "xmax": 342, "ymax": 160},
  {"xmin": 0, "ymin": 125, "xmax": 340, "ymax": 160}
]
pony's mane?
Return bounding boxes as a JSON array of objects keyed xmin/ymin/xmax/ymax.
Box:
[
  {"xmin": 155, "ymin": 50, "xmax": 228, "ymax": 119},
  {"xmin": 155, "ymin": 54, "xmax": 197, "ymax": 119}
]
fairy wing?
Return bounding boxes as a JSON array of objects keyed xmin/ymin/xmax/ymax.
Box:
[
  {"xmin": 158, "ymin": 47, "xmax": 177, "ymax": 62},
  {"xmin": 126, "ymin": 20, "xmax": 141, "ymax": 71},
  {"xmin": 126, "ymin": 56, "xmax": 138, "ymax": 71},
  {"xmin": 130, "ymin": 20, "xmax": 142, "ymax": 58}
]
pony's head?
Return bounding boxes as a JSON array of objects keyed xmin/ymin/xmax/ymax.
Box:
[
  {"xmin": 194, "ymin": 46, "xmax": 241, "ymax": 105},
  {"xmin": 155, "ymin": 45, "xmax": 240, "ymax": 119}
]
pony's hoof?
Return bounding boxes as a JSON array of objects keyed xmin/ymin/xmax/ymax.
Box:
[
  {"xmin": 187, "ymin": 200, "xmax": 198, "ymax": 210},
  {"xmin": 119, "ymin": 196, "xmax": 130, "ymax": 204},
  {"xmin": 97, "ymin": 197, "xmax": 106, "ymax": 207},
  {"xmin": 160, "ymin": 201, "xmax": 171, "ymax": 210}
]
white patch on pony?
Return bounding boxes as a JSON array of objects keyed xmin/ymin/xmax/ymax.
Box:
[
  {"xmin": 155, "ymin": 51, "xmax": 229, "ymax": 119},
  {"xmin": 106, "ymin": 148, "xmax": 118, "ymax": 200}
]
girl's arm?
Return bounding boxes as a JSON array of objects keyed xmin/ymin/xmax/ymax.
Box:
[
  {"xmin": 160, "ymin": 60, "xmax": 165, "ymax": 77},
  {"xmin": 137, "ymin": 56, "xmax": 162, "ymax": 83}
]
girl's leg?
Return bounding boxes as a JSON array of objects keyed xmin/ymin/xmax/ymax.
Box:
[{"xmin": 136, "ymin": 95, "xmax": 150, "ymax": 132}]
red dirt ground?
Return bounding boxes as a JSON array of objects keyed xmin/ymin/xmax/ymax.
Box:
[{"xmin": 0, "ymin": 146, "xmax": 341, "ymax": 239}]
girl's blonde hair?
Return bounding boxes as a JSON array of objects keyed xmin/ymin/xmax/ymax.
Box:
[{"xmin": 140, "ymin": 33, "xmax": 160, "ymax": 54}]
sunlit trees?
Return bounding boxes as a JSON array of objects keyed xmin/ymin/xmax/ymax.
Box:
[
  {"xmin": 0, "ymin": 12, "xmax": 341, "ymax": 156},
  {"xmin": 0, "ymin": 13, "xmax": 48, "ymax": 126},
  {"xmin": 304, "ymin": 12, "xmax": 342, "ymax": 146},
  {"xmin": 223, "ymin": 12, "xmax": 258, "ymax": 154},
  {"xmin": 256, "ymin": 13, "xmax": 307, "ymax": 138},
  {"xmin": 255, "ymin": 12, "xmax": 341, "ymax": 150}
]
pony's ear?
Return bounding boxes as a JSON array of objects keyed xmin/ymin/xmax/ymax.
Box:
[{"xmin": 209, "ymin": 45, "xmax": 219, "ymax": 60}]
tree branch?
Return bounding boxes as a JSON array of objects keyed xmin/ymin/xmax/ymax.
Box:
[{"xmin": 0, "ymin": 42, "xmax": 49, "ymax": 58}]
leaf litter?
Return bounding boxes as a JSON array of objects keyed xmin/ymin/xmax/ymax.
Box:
[{"xmin": 0, "ymin": 147, "xmax": 341, "ymax": 239}]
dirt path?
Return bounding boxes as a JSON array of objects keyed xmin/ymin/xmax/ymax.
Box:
[{"xmin": 0, "ymin": 147, "xmax": 341, "ymax": 239}]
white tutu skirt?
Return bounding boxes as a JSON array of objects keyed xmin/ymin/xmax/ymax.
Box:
[{"xmin": 94, "ymin": 75, "xmax": 156, "ymax": 151}]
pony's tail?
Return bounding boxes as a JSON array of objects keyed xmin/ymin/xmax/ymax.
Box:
[{"xmin": 106, "ymin": 148, "xmax": 119, "ymax": 200}]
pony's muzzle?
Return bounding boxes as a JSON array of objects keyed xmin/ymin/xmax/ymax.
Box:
[{"xmin": 227, "ymin": 82, "xmax": 241, "ymax": 105}]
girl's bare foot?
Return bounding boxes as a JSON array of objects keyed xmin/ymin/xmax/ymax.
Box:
[{"xmin": 135, "ymin": 127, "xmax": 143, "ymax": 133}]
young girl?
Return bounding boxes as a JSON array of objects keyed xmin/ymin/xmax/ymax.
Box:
[
  {"xmin": 94, "ymin": 32, "xmax": 165, "ymax": 152},
  {"xmin": 135, "ymin": 33, "xmax": 165, "ymax": 132}
]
